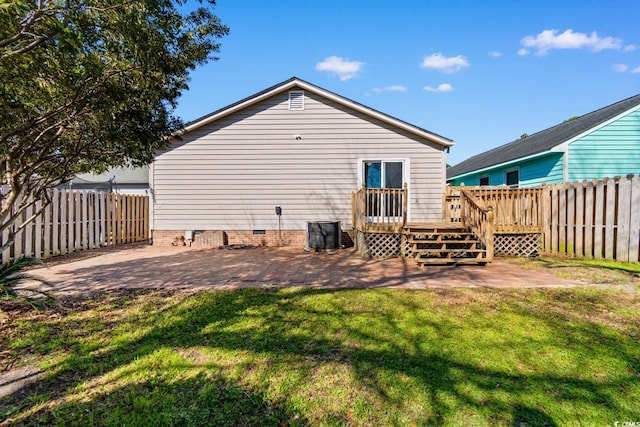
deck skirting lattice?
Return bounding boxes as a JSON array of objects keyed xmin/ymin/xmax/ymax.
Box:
[
  {"xmin": 495, "ymin": 233, "xmax": 541, "ymax": 257},
  {"xmin": 356, "ymin": 231, "xmax": 411, "ymax": 258},
  {"xmin": 357, "ymin": 229, "xmax": 541, "ymax": 260}
]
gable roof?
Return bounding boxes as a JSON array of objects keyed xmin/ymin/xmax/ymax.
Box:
[
  {"xmin": 180, "ymin": 77, "xmax": 454, "ymax": 148},
  {"xmin": 447, "ymin": 93, "xmax": 640, "ymax": 180}
]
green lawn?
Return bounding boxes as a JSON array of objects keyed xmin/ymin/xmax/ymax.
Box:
[{"xmin": 1, "ymin": 286, "xmax": 639, "ymax": 426}]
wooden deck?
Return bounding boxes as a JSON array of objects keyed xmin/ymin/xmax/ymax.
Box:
[{"xmin": 352, "ymin": 185, "xmax": 549, "ymax": 264}]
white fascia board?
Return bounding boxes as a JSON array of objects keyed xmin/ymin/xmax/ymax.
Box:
[
  {"xmin": 551, "ymin": 103, "xmax": 640, "ymax": 152},
  {"xmin": 448, "ymin": 150, "xmax": 556, "ymax": 181},
  {"xmin": 179, "ymin": 79, "xmax": 454, "ymax": 148},
  {"xmin": 180, "ymin": 80, "xmax": 301, "ymax": 134}
]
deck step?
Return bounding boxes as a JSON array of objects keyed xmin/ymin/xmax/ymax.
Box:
[
  {"xmin": 413, "ymin": 248, "xmax": 487, "ymax": 255},
  {"xmin": 408, "ymin": 236, "xmax": 478, "ymax": 244},
  {"xmin": 404, "ymin": 224, "xmax": 490, "ymax": 266},
  {"xmin": 404, "ymin": 228, "xmax": 469, "ymax": 234},
  {"xmin": 416, "ymin": 258, "xmax": 489, "ymax": 266},
  {"xmin": 412, "ymin": 244, "xmax": 483, "ymax": 251}
]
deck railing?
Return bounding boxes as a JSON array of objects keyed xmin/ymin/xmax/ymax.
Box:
[
  {"xmin": 444, "ymin": 186, "xmax": 543, "ymax": 233},
  {"xmin": 459, "ymin": 189, "xmax": 494, "ymax": 262},
  {"xmin": 352, "ymin": 184, "xmax": 408, "ymax": 233}
]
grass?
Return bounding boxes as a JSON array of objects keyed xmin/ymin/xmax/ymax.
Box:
[
  {"xmin": 504, "ymin": 255, "xmax": 640, "ymax": 286},
  {"xmin": 1, "ymin": 286, "xmax": 639, "ymax": 426}
]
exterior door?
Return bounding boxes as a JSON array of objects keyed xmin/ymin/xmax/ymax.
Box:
[{"xmin": 363, "ymin": 160, "xmax": 405, "ymax": 218}]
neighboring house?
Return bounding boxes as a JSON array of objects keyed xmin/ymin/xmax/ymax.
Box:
[
  {"xmin": 447, "ymin": 94, "xmax": 640, "ymax": 187},
  {"xmin": 67, "ymin": 166, "xmax": 149, "ymax": 195},
  {"xmin": 150, "ymin": 77, "xmax": 453, "ymax": 247}
]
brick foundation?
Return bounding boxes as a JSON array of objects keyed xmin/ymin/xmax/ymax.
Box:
[
  {"xmin": 151, "ymin": 230, "xmax": 228, "ymax": 248},
  {"xmin": 151, "ymin": 229, "xmax": 306, "ymax": 248},
  {"xmin": 225, "ymin": 230, "xmax": 306, "ymax": 247}
]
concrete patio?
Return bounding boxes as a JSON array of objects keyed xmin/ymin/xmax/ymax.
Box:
[{"xmin": 23, "ymin": 243, "xmax": 581, "ymax": 296}]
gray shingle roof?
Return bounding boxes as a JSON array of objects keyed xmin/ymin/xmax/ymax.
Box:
[{"xmin": 447, "ymin": 93, "xmax": 640, "ymax": 179}]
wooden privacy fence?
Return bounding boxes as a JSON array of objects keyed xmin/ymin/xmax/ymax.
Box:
[
  {"xmin": 1, "ymin": 189, "xmax": 149, "ymax": 263},
  {"xmin": 446, "ymin": 176, "xmax": 640, "ymax": 262},
  {"xmin": 543, "ymin": 175, "xmax": 640, "ymax": 262}
]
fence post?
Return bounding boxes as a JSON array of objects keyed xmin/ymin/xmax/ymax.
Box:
[
  {"xmin": 44, "ymin": 195, "xmax": 52, "ymax": 258},
  {"xmin": 99, "ymin": 192, "xmax": 106, "ymax": 246},
  {"xmin": 67, "ymin": 190, "xmax": 74, "ymax": 253},
  {"xmin": 616, "ymin": 176, "xmax": 631, "ymax": 262},
  {"xmin": 34, "ymin": 200, "xmax": 42, "ymax": 259},
  {"xmin": 583, "ymin": 181, "xmax": 593, "ymax": 258},
  {"xmin": 60, "ymin": 190, "xmax": 68, "ymax": 255},
  {"xmin": 594, "ymin": 179, "xmax": 604, "ymax": 258},
  {"xmin": 629, "ymin": 175, "xmax": 640, "ymax": 262},
  {"xmin": 574, "ymin": 181, "xmax": 584, "ymax": 257},
  {"xmin": 541, "ymin": 184, "xmax": 550, "ymax": 252},
  {"xmin": 604, "ymin": 178, "xmax": 616, "ymax": 259}
]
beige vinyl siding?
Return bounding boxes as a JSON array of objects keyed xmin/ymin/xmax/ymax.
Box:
[{"xmin": 152, "ymin": 90, "xmax": 445, "ymax": 231}]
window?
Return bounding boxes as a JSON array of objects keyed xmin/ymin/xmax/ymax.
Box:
[
  {"xmin": 363, "ymin": 161, "xmax": 404, "ymax": 189},
  {"xmin": 361, "ymin": 159, "xmax": 407, "ymax": 218},
  {"xmin": 479, "ymin": 175, "xmax": 489, "ymax": 186},
  {"xmin": 505, "ymin": 169, "xmax": 519, "ymax": 188},
  {"xmin": 289, "ymin": 91, "xmax": 304, "ymax": 110}
]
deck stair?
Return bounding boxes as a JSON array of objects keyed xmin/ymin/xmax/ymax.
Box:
[{"xmin": 404, "ymin": 223, "xmax": 489, "ymax": 266}]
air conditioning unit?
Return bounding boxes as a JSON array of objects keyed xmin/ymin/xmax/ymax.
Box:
[{"xmin": 307, "ymin": 221, "xmax": 341, "ymax": 251}]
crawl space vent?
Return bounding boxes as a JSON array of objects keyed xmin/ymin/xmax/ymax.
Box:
[{"xmin": 289, "ymin": 91, "xmax": 304, "ymax": 111}]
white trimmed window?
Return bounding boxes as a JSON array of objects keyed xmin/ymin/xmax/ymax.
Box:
[
  {"xmin": 358, "ymin": 158, "xmax": 410, "ymax": 220},
  {"xmin": 289, "ymin": 91, "xmax": 304, "ymax": 110},
  {"xmin": 479, "ymin": 175, "xmax": 489, "ymax": 186},
  {"xmin": 505, "ymin": 169, "xmax": 519, "ymax": 188}
]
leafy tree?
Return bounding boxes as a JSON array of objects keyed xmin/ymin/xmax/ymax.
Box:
[{"xmin": 0, "ymin": 0, "xmax": 228, "ymax": 251}]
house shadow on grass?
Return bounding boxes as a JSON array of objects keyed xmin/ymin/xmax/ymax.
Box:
[{"xmin": 2, "ymin": 282, "xmax": 638, "ymax": 424}]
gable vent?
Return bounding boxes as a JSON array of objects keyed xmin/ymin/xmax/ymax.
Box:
[{"xmin": 289, "ymin": 90, "xmax": 304, "ymax": 111}]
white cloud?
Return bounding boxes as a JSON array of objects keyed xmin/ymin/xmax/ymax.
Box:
[
  {"xmin": 624, "ymin": 44, "xmax": 638, "ymax": 52},
  {"xmin": 631, "ymin": 66, "xmax": 640, "ymax": 74},
  {"xmin": 421, "ymin": 53, "xmax": 469, "ymax": 74},
  {"xmin": 315, "ymin": 56, "xmax": 364, "ymax": 81},
  {"xmin": 488, "ymin": 51, "xmax": 502, "ymax": 58},
  {"xmin": 371, "ymin": 85, "xmax": 407, "ymax": 93},
  {"xmin": 517, "ymin": 48, "xmax": 530, "ymax": 56},
  {"xmin": 424, "ymin": 83, "xmax": 453, "ymax": 93},
  {"xmin": 613, "ymin": 64, "xmax": 629, "ymax": 73},
  {"xmin": 520, "ymin": 29, "xmax": 623, "ymax": 55}
]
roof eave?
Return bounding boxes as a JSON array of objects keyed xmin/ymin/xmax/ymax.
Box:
[{"xmin": 447, "ymin": 149, "xmax": 557, "ymax": 181}]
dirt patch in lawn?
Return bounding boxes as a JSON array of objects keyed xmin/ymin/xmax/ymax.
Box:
[{"xmin": 500, "ymin": 256, "xmax": 640, "ymax": 291}]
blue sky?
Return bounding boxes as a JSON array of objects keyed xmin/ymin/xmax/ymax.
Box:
[{"xmin": 174, "ymin": 0, "xmax": 640, "ymax": 165}]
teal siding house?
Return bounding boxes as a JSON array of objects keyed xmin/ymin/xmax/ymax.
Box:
[{"xmin": 447, "ymin": 94, "xmax": 640, "ymax": 187}]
